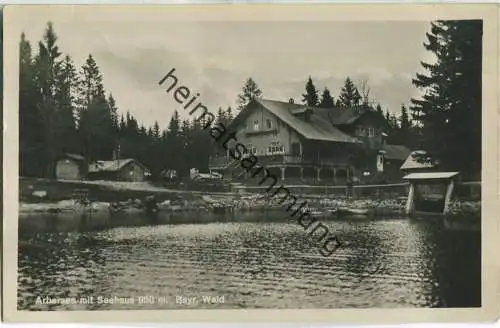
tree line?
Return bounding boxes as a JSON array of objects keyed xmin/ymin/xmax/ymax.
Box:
[
  {"xmin": 19, "ymin": 22, "xmax": 222, "ymax": 179},
  {"xmin": 296, "ymin": 75, "xmax": 417, "ymax": 148},
  {"xmin": 19, "ymin": 20, "xmax": 481, "ymax": 181}
]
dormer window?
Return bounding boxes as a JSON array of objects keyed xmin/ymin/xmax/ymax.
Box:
[
  {"xmin": 253, "ymin": 120, "xmax": 259, "ymax": 131},
  {"xmin": 356, "ymin": 127, "xmax": 366, "ymax": 137}
]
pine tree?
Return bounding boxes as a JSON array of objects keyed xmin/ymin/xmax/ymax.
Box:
[
  {"xmin": 338, "ymin": 77, "xmax": 362, "ymax": 107},
  {"xmin": 216, "ymin": 107, "xmax": 226, "ymax": 125},
  {"xmin": 237, "ymin": 77, "xmax": 263, "ymax": 111},
  {"xmin": 319, "ymin": 87, "xmax": 335, "ymax": 108},
  {"xmin": 152, "ymin": 121, "xmax": 160, "ymax": 140},
  {"xmin": 400, "ymin": 104, "xmax": 411, "ymax": 131},
  {"xmin": 410, "ymin": 20, "xmax": 482, "ymax": 178},
  {"xmin": 32, "ymin": 22, "xmax": 63, "ymax": 177},
  {"xmin": 53, "ymin": 55, "xmax": 78, "ymax": 155},
  {"xmin": 19, "ymin": 32, "xmax": 44, "ymax": 176},
  {"xmin": 107, "ymin": 93, "xmax": 119, "ymax": 133},
  {"xmin": 165, "ymin": 110, "xmax": 182, "ymax": 173},
  {"xmin": 301, "ymin": 76, "xmax": 319, "ymax": 107},
  {"xmin": 225, "ymin": 106, "xmax": 233, "ymax": 125},
  {"xmin": 77, "ymin": 54, "xmax": 115, "ymax": 161}
]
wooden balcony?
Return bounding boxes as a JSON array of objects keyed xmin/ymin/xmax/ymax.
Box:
[{"xmin": 209, "ymin": 153, "xmax": 351, "ymax": 168}]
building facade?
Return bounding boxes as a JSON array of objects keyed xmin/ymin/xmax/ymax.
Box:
[
  {"xmin": 88, "ymin": 159, "xmax": 148, "ymax": 182},
  {"xmin": 55, "ymin": 153, "xmax": 86, "ymax": 180},
  {"xmin": 209, "ymin": 98, "xmax": 409, "ymax": 185}
]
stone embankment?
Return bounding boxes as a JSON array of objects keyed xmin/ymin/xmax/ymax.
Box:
[{"xmin": 19, "ymin": 192, "xmax": 481, "ymax": 218}]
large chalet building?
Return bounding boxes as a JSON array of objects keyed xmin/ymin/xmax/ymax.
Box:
[{"xmin": 209, "ymin": 98, "xmax": 410, "ymax": 185}]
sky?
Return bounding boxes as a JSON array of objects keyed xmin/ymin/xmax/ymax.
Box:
[{"xmin": 19, "ymin": 13, "xmax": 433, "ymax": 128}]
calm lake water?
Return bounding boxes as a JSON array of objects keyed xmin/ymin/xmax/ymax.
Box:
[{"xmin": 17, "ymin": 211, "xmax": 481, "ymax": 310}]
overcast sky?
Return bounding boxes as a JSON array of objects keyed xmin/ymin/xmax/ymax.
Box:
[{"xmin": 19, "ymin": 14, "xmax": 433, "ymax": 128}]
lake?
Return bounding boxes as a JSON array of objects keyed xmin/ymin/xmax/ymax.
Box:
[{"xmin": 17, "ymin": 211, "xmax": 481, "ymax": 310}]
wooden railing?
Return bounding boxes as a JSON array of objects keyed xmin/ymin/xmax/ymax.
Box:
[{"xmin": 209, "ymin": 154, "xmax": 350, "ymax": 167}]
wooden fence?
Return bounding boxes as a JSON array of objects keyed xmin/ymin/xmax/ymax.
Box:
[{"xmin": 233, "ymin": 181, "xmax": 481, "ymax": 201}]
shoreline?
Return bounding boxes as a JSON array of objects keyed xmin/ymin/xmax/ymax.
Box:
[
  {"xmin": 19, "ymin": 196, "xmax": 480, "ymax": 218},
  {"xmin": 19, "ymin": 177, "xmax": 481, "ymax": 221}
]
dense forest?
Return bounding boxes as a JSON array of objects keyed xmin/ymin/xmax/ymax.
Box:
[
  {"xmin": 410, "ymin": 20, "xmax": 482, "ymax": 180},
  {"xmin": 19, "ymin": 20, "xmax": 481, "ymax": 181}
]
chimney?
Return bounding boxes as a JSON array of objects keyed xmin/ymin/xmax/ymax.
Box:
[
  {"xmin": 112, "ymin": 143, "xmax": 121, "ymax": 161},
  {"xmin": 304, "ymin": 108, "xmax": 312, "ymax": 122},
  {"xmin": 289, "ymin": 98, "xmax": 295, "ymax": 104}
]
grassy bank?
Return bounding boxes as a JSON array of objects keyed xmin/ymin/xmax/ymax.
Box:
[{"xmin": 20, "ymin": 177, "xmax": 230, "ymax": 204}]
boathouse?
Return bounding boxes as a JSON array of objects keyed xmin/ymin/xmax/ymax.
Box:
[{"xmin": 404, "ymin": 171, "xmax": 460, "ymax": 216}]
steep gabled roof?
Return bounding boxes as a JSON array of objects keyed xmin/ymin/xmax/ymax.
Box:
[
  {"xmin": 88, "ymin": 158, "xmax": 147, "ymax": 173},
  {"xmin": 400, "ymin": 150, "xmax": 436, "ymax": 170},
  {"xmin": 240, "ymin": 99, "xmax": 362, "ymax": 144},
  {"xmin": 382, "ymin": 144, "xmax": 411, "ymax": 161},
  {"xmin": 315, "ymin": 106, "xmax": 385, "ymax": 126},
  {"xmin": 63, "ymin": 153, "xmax": 85, "ymax": 161}
]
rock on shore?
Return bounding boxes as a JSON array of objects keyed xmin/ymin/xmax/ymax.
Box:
[{"xmin": 18, "ymin": 193, "xmax": 480, "ymax": 218}]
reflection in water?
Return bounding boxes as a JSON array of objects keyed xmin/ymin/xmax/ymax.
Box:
[{"xmin": 17, "ymin": 212, "xmax": 481, "ymax": 310}]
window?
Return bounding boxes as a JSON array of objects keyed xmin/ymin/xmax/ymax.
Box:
[
  {"xmin": 253, "ymin": 120, "xmax": 259, "ymax": 131},
  {"xmin": 244, "ymin": 144, "xmax": 257, "ymax": 155},
  {"xmin": 291, "ymin": 142, "xmax": 301, "ymax": 156},
  {"xmin": 267, "ymin": 141, "xmax": 285, "ymax": 155},
  {"xmin": 368, "ymin": 127, "xmax": 375, "ymax": 137},
  {"xmin": 266, "ymin": 119, "xmax": 273, "ymax": 129},
  {"xmin": 356, "ymin": 127, "xmax": 366, "ymax": 137}
]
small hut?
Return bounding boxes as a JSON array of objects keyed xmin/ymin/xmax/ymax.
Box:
[
  {"xmin": 55, "ymin": 153, "xmax": 86, "ymax": 180},
  {"xmin": 403, "ymin": 171, "xmax": 459, "ymax": 216},
  {"xmin": 88, "ymin": 158, "xmax": 148, "ymax": 182}
]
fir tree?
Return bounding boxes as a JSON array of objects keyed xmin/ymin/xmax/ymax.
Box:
[
  {"xmin": 19, "ymin": 32, "xmax": 44, "ymax": 176},
  {"xmin": 301, "ymin": 76, "xmax": 319, "ymax": 107},
  {"xmin": 410, "ymin": 20, "xmax": 482, "ymax": 178},
  {"xmin": 225, "ymin": 106, "xmax": 233, "ymax": 124},
  {"xmin": 54, "ymin": 55, "xmax": 78, "ymax": 155},
  {"xmin": 237, "ymin": 77, "xmax": 262, "ymax": 111},
  {"xmin": 77, "ymin": 54, "xmax": 114, "ymax": 161},
  {"xmin": 338, "ymin": 77, "xmax": 361, "ymax": 107},
  {"xmin": 400, "ymin": 104, "xmax": 411, "ymax": 131},
  {"xmin": 216, "ymin": 107, "xmax": 226, "ymax": 125},
  {"xmin": 319, "ymin": 87, "xmax": 335, "ymax": 108},
  {"xmin": 32, "ymin": 22, "xmax": 63, "ymax": 177}
]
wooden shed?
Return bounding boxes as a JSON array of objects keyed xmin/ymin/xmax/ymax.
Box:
[
  {"xmin": 88, "ymin": 158, "xmax": 148, "ymax": 182},
  {"xmin": 55, "ymin": 153, "xmax": 86, "ymax": 180},
  {"xmin": 403, "ymin": 171, "xmax": 459, "ymax": 216}
]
